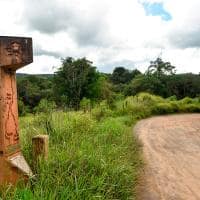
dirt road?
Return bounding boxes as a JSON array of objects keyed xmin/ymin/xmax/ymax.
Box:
[{"xmin": 135, "ymin": 114, "xmax": 200, "ymax": 200}]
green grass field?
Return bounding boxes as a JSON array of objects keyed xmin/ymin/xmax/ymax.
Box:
[{"xmin": 1, "ymin": 93, "xmax": 200, "ymax": 199}]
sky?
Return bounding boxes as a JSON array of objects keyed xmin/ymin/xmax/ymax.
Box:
[{"xmin": 0, "ymin": 0, "xmax": 200, "ymax": 74}]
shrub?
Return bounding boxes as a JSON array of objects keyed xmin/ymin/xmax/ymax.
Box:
[
  {"xmin": 80, "ymin": 97, "xmax": 91, "ymax": 112},
  {"xmin": 166, "ymin": 95, "xmax": 177, "ymax": 101},
  {"xmin": 169, "ymin": 102, "xmax": 180, "ymax": 112},
  {"xmin": 134, "ymin": 92, "xmax": 164, "ymax": 105},
  {"xmin": 178, "ymin": 104, "xmax": 200, "ymax": 113},
  {"xmin": 34, "ymin": 99, "xmax": 56, "ymax": 113},
  {"xmin": 178, "ymin": 97, "xmax": 194, "ymax": 104},
  {"xmin": 115, "ymin": 94, "xmax": 155, "ymax": 117},
  {"xmin": 92, "ymin": 101, "xmax": 113, "ymax": 121},
  {"xmin": 152, "ymin": 102, "xmax": 174, "ymax": 115}
]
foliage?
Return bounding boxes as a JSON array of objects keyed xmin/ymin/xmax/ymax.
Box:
[
  {"xmin": 53, "ymin": 57, "xmax": 101, "ymax": 109},
  {"xmin": 80, "ymin": 97, "xmax": 91, "ymax": 112},
  {"xmin": 146, "ymin": 57, "xmax": 176, "ymax": 76},
  {"xmin": 125, "ymin": 74, "xmax": 166, "ymax": 96},
  {"xmin": 125, "ymin": 58, "xmax": 175, "ymax": 97},
  {"xmin": 33, "ymin": 99, "xmax": 56, "ymax": 114},
  {"xmin": 17, "ymin": 74, "xmax": 53, "ymax": 111},
  {"xmin": 166, "ymin": 95, "xmax": 177, "ymax": 101},
  {"xmin": 91, "ymin": 101, "xmax": 113, "ymax": 121},
  {"xmin": 18, "ymin": 99, "xmax": 29, "ymax": 116},
  {"xmin": 110, "ymin": 67, "xmax": 141, "ymax": 84},
  {"xmin": 163, "ymin": 73, "xmax": 200, "ymax": 99},
  {"xmin": 119, "ymin": 58, "xmax": 199, "ymax": 100},
  {"xmin": 17, "ymin": 57, "xmax": 200, "ymax": 112},
  {"xmin": 114, "ymin": 93, "xmax": 200, "ymax": 117},
  {"xmin": 125, "ymin": 73, "xmax": 200, "ymax": 99},
  {"xmin": 87, "ymin": 75, "xmax": 116, "ymax": 106}
]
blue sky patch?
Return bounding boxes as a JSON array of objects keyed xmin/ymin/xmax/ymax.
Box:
[{"xmin": 142, "ymin": 2, "xmax": 172, "ymax": 21}]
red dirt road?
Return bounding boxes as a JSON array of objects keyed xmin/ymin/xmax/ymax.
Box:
[{"xmin": 135, "ymin": 114, "xmax": 200, "ymax": 200}]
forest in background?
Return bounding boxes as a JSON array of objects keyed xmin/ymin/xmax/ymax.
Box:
[{"xmin": 17, "ymin": 57, "xmax": 200, "ymax": 115}]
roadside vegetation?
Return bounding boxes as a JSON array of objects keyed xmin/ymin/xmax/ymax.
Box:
[
  {"xmin": 2, "ymin": 93, "xmax": 200, "ymax": 199},
  {"xmin": 1, "ymin": 57, "xmax": 200, "ymax": 199}
]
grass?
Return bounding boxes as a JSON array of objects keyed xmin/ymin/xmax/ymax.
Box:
[
  {"xmin": 2, "ymin": 112, "xmax": 142, "ymax": 200},
  {"xmin": 1, "ymin": 93, "xmax": 200, "ymax": 199}
]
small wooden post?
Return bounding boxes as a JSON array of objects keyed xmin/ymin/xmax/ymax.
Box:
[{"xmin": 32, "ymin": 135, "xmax": 49, "ymax": 163}]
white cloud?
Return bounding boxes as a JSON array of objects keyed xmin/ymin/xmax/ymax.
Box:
[
  {"xmin": 0, "ymin": 0, "xmax": 200, "ymax": 74},
  {"xmin": 19, "ymin": 55, "xmax": 61, "ymax": 74},
  {"xmin": 162, "ymin": 48, "xmax": 200, "ymax": 74}
]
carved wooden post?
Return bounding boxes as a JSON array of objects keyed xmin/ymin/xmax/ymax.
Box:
[{"xmin": 0, "ymin": 36, "xmax": 33, "ymax": 184}]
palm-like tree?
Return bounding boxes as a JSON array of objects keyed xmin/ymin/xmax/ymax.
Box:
[{"xmin": 146, "ymin": 57, "xmax": 176, "ymax": 77}]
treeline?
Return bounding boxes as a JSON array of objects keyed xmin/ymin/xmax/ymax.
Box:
[{"xmin": 17, "ymin": 57, "xmax": 200, "ymax": 114}]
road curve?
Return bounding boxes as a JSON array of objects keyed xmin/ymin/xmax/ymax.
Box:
[{"xmin": 135, "ymin": 114, "xmax": 200, "ymax": 200}]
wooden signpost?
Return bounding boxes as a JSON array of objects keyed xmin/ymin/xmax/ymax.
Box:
[{"xmin": 0, "ymin": 36, "xmax": 33, "ymax": 184}]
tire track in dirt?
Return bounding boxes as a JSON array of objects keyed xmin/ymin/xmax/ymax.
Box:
[{"xmin": 135, "ymin": 114, "xmax": 200, "ymax": 200}]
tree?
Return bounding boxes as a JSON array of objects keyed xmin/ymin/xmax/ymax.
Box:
[
  {"xmin": 17, "ymin": 75, "xmax": 53, "ymax": 110},
  {"xmin": 146, "ymin": 57, "xmax": 176, "ymax": 77},
  {"xmin": 131, "ymin": 69, "xmax": 141, "ymax": 78},
  {"xmin": 164, "ymin": 73, "xmax": 200, "ymax": 99},
  {"xmin": 124, "ymin": 74, "xmax": 166, "ymax": 96},
  {"xmin": 53, "ymin": 57, "xmax": 100, "ymax": 109},
  {"xmin": 110, "ymin": 67, "xmax": 141, "ymax": 84},
  {"xmin": 125, "ymin": 58, "xmax": 177, "ymax": 97}
]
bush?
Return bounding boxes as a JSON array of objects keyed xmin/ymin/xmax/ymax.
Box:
[
  {"xmin": 169, "ymin": 101, "xmax": 180, "ymax": 112},
  {"xmin": 152, "ymin": 103, "xmax": 174, "ymax": 115},
  {"xmin": 134, "ymin": 92, "xmax": 164, "ymax": 105},
  {"xmin": 34, "ymin": 99, "xmax": 56, "ymax": 113},
  {"xmin": 178, "ymin": 104, "xmax": 200, "ymax": 113},
  {"xmin": 91, "ymin": 101, "xmax": 113, "ymax": 121},
  {"xmin": 166, "ymin": 95, "xmax": 177, "ymax": 101},
  {"xmin": 115, "ymin": 93, "xmax": 200, "ymax": 118},
  {"xmin": 178, "ymin": 97, "xmax": 194, "ymax": 104},
  {"xmin": 115, "ymin": 94, "xmax": 159, "ymax": 117},
  {"xmin": 80, "ymin": 97, "xmax": 91, "ymax": 112}
]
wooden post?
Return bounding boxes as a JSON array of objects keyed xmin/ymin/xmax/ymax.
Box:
[
  {"xmin": 0, "ymin": 36, "xmax": 33, "ymax": 184},
  {"xmin": 32, "ymin": 135, "xmax": 49, "ymax": 163}
]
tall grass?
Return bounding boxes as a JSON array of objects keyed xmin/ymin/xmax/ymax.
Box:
[
  {"xmin": 1, "ymin": 93, "xmax": 200, "ymax": 199},
  {"xmin": 2, "ymin": 112, "xmax": 142, "ymax": 200}
]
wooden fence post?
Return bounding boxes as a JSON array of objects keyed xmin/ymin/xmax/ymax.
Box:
[{"xmin": 32, "ymin": 135, "xmax": 49, "ymax": 164}]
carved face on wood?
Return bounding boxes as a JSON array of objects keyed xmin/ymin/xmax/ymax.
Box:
[
  {"xmin": 0, "ymin": 36, "xmax": 33, "ymax": 70},
  {"xmin": 6, "ymin": 42, "xmax": 23, "ymax": 65}
]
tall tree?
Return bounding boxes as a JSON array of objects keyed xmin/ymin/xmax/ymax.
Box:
[
  {"xmin": 110, "ymin": 67, "xmax": 141, "ymax": 84},
  {"xmin": 125, "ymin": 74, "xmax": 166, "ymax": 97},
  {"xmin": 146, "ymin": 57, "xmax": 176, "ymax": 77},
  {"xmin": 53, "ymin": 57, "xmax": 100, "ymax": 109}
]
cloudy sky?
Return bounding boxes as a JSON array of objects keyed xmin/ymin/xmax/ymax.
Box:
[{"xmin": 0, "ymin": 0, "xmax": 200, "ymax": 74}]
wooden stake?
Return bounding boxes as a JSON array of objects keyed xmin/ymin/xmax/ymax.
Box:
[{"xmin": 32, "ymin": 135, "xmax": 49, "ymax": 162}]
